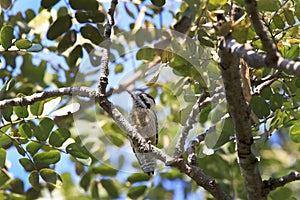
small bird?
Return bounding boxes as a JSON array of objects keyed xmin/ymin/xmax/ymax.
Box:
[{"xmin": 127, "ymin": 91, "xmax": 158, "ymax": 175}]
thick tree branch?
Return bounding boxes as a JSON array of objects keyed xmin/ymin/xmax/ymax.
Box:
[
  {"xmin": 263, "ymin": 171, "xmax": 300, "ymax": 195},
  {"xmin": 0, "ymin": 87, "xmax": 95, "ymax": 109},
  {"xmin": 169, "ymin": 159, "xmax": 231, "ymax": 200},
  {"xmin": 244, "ymin": 0, "xmax": 278, "ymax": 67},
  {"xmin": 219, "ymin": 38, "xmax": 266, "ymax": 200},
  {"xmin": 223, "ymin": 37, "xmax": 300, "ymax": 76}
]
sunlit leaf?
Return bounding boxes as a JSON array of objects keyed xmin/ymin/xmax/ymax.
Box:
[
  {"xmin": 0, "ymin": 148, "xmax": 6, "ymax": 168},
  {"xmin": 66, "ymin": 143, "xmax": 90, "ymax": 159},
  {"xmin": 33, "ymin": 150, "xmax": 60, "ymax": 168},
  {"xmin": 15, "ymin": 39, "xmax": 32, "ymax": 49},
  {"xmin": 0, "ymin": 25, "xmax": 14, "ymax": 50},
  {"xmin": 19, "ymin": 122, "xmax": 33, "ymax": 138},
  {"xmin": 100, "ymin": 179, "xmax": 119, "ymax": 198},
  {"xmin": 290, "ymin": 123, "xmax": 300, "ymax": 143},
  {"xmin": 49, "ymin": 128, "xmax": 71, "ymax": 147},
  {"xmin": 30, "ymin": 101, "xmax": 44, "ymax": 116},
  {"xmin": 127, "ymin": 173, "xmax": 151, "ymax": 183},
  {"xmin": 29, "ymin": 171, "xmax": 40, "ymax": 191},
  {"xmin": 92, "ymin": 165, "xmax": 118, "ymax": 176},
  {"xmin": 40, "ymin": 169, "xmax": 62, "ymax": 188},
  {"xmin": 34, "ymin": 117, "xmax": 54, "ymax": 141},
  {"xmin": 127, "ymin": 185, "xmax": 147, "ymax": 199},
  {"xmin": 19, "ymin": 158, "xmax": 35, "ymax": 172}
]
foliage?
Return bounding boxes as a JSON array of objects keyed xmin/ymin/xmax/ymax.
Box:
[{"xmin": 0, "ymin": 0, "xmax": 300, "ymax": 199}]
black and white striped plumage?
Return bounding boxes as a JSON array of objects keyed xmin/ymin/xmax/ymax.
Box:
[{"xmin": 128, "ymin": 91, "xmax": 158, "ymax": 175}]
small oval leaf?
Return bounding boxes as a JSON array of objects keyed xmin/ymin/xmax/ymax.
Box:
[
  {"xmin": 47, "ymin": 15, "xmax": 72, "ymax": 40},
  {"xmin": 33, "ymin": 150, "xmax": 60, "ymax": 168},
  {"xmin": 0, "ymin": 25, "xmax": 14, "ymax": 50},
  {"xmin": 15, "ymin": 39, "xmax": 32, "ymax": 49}
]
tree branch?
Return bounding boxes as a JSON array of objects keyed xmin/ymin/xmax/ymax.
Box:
[
  {"xmin": 244, "ymin": 0, "xmax": 278, "ymax": 67},
  {"xmin": 0, "ymin": 87, "xmax": 96, "ymax": 109},
  {"xmin": 97, "ymin": 0, "xmax": 118, "ymax": 96},
  {"xmin": 169, "ymin": 159, "xmax": 231, "ymax": 200},
  {"xmin": 219, "ymin": 37, "xmax": 266, "ymax": 200},
  {"xmin": 263, "ymin": 171, "xmax": 300, "ymax": 195},
  {"xmin": 173, "ymin": 91, "xmax": 210, "ymax": 158},
  {"xmin": 222, "ymin": 37, "xmax": 300, "ymax": 76}
]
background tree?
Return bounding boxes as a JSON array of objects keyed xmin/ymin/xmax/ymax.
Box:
[{"xmin": 0, "ymin": 0, "xmax": 300, "ymax": 199}]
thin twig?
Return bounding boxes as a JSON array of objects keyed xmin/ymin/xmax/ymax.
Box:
[
  {"xmin": 174, "ymin": 90, "xmax": 210, "ymax": 158},
  {"xmin": 263, "ymin": 171, "xmax": 300, "ymax": 195},
  {"xmin": 0, "ymin": 87, "xmax": 96, "ymax": 109}
]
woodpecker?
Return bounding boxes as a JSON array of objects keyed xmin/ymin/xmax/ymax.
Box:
[{"xmin": 127, "ymin": 91, "xmax": 158, "ymax": 175}]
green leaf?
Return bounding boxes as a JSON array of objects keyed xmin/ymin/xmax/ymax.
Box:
[
  {"xmin": 250, "ymin": 96, "xmax": 270, "ymax": 118},
  {"xmin": 0, "ymin": 169, "xmax": 10, "ymax": 187},
  {"xmin": 0, "ymin": 25, "xmax": 14, "ymax": 50},
  {"xmin": 0, "ymin": 0, "xmax": 12, "ymax": 9},
  {"xmin": 283, "ymin": 9, "xmax": 295, "ymax": 26},
  {"xmin": 49, "ymin": 128, "xmax": 71, "ymax": 147},
  {"xmin": 30, "ymin": 101, "xmax": 44, "ymax": 116},
  {"xmin": 26, "ymin": 142, "xmax": 42, "ymax": 156},
  {"xmin": 80, "ymin": 24, "xmax": 103, "ymax": 45},
  {"xmin": 114, "ymin": 64, "xmax": 123, "ymax": 74},
  {"xmin": 1, "ymin": 106, "xmax": 13, "ymax": 122},
  {"xmin": 209, "ymin": 0, "xmax": 226, "ymax": 6},
  {"xmin": 19, "ymin": 158, "xmax": 35, "ymax": 172},
  {"xmin": 66, "ymin": 143, "xmax": 90, "ymax": 159},
  {"xmin": 91, "ymin": 180, "xmax": 99, "ymax": 199},
  {"xmin": 79, "ymin": 172, "xmax": 92, "ymax": 191},
  {"xmin": 0, "ymin": 78, "xmax": 15, "ymax": 94},
  {"xmin": 150, "ymin": 0, "xmax": 165, "ymax": 7},
  {"xmin": 29, "ymin": 171, "xmax": 40, "ymax": 191},
  {"xmin": 270, "ymin": 186, "xmax": 292, "ymax": 200},
  {"xmin": 34, "ymin": 117, "xmax": 54, "ymax": 141},
  {"xmin": 257, "ymin": 0, "xmax": 280, "ymax": 12},
  {"xmin": 286, "ymin": 44, "xmax": 299, "ymax": 60},
  {"xmin": 136, "ymin": 47, "xmax": 155, "ymax": 61},
  {"xmin": 14, "ymin": 106, "xmax": 29, "ymax": 119},
  {"xmin": 41, "ymin": 0, "xmax": 59, "ymax": 8},
  {"xmin": 127, "ymin": 173, "xmax": 151, "ymax": 183},
  {"xmin": 273, "ymin": 15, "xmax": 285, "ymax": 29},
  {"xmin": 100, "ymin": 179, "xmax": 119, "ymax": 198},
  {"xmin": 92, "ymin": 165, "xmax": 118, "ymax": 176},
  {"xmin": 127, "ymin": 185, "xmax": 147, "ymax": 199},
  {"xmin": 0, "ymin": 134, "xmax": 12, "ymax": 148},
  {"xmin": 40, "ymin": 169, "xmax": 62, "ymax": 188},
  {"xmin": 269, "ymin": 93, "xmax": 283, "ymax": 111},
  {"xmin": 67, "ymin": 45, "xmax": 83, "ymax": 66},
  {"xmin": 47, "ymin": 15, "xmax": 72, "ymax": 40},
  {"xmin": 0, "ymin": 148, "xmax": 6, "ymax": 168},
  {"xmin": 75, "ymin": 10, "xmax": 105, "ymax": 23},
  {"xmin": 33, "ymin": 150, "xmax": 60, "ymax": 168},
  {"xmin": 15, "ymin": 39, "xmax": 32, "ymax": 49},
  {"xmin": 2, "ymin": 178, "xmax": 24, "ymax": 194},
  {"xmin": 19, "ymin": 122, "xmax": 33, "ymax": 138},
  {"xmin": 290, "ymin": 123, "xmax": 300, "ymax": 143},
  {"xmin": 69, "ymin": 0, "xmax": 99, "ymax": 11},
  {"xmin": 57, "ymin": 30, "xmax": 77, "ymax": 53}
]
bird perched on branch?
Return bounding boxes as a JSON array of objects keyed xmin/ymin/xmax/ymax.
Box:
[{"xmin": 127, "ymin": 91, "xmax": 158, "ymax": 175}]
